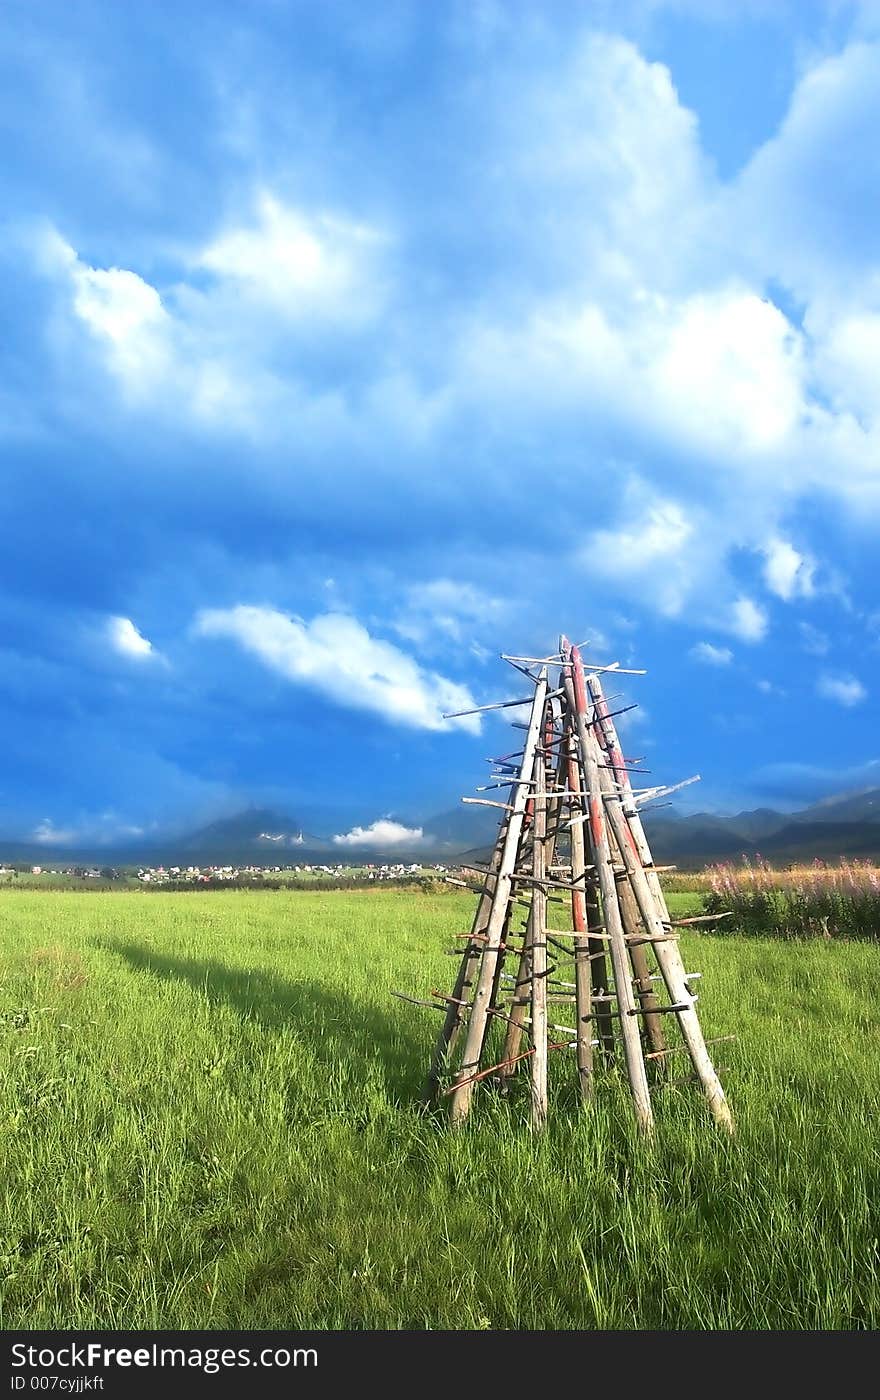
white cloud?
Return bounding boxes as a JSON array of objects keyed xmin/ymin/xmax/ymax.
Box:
[
  {"xmin": 722, "ymin": 40, "xmax": 880, "ymax": 516},
  {"xmin": 511, "ymin": 33, "xmax": 711, "ymax": 294},
  {"xmin": 72, "ymin": 264, "xmax": 170, "ymax": 387},
  {"xmin": 32, "ymin": 812, "xmax": 145, "ymax": 847},
  {"xmin": 762, "ymin": 537, "xmax": 815, "ymax": 601},
  {"xmin": 34, "ymin": 196, "xmax": 388, "ymax": 438},
  {"xmin": 816, "ymin": 672, "xmax": 867, "ymax": 707},
  {"xmin": 449, "ymin": 34, "xmax": 880, "ymax": 621},
  {"xmin": 583, "ymin": 491, "xmax": 697, "ymax": 617},
  {"xmin": 24, "ymin": 29, "xmax": 880, "ymax": 654},
  {"xmin": 197, "ymin": 191, "xmax": 384, "ymax": 320},
  {"xmin": 393, "ymin": 579, "xmax": 506, "ymax": 646},
  {"xmin": 690, "ymin": 642, "xmax": 733, "ymax": 666},
  {"xmin": 332, "ymin": 819, "xmax": 424, "ymax": 848},
  {"xmin": 462, "ymin": 285, "xmax": 806, "ymax": 461},
  {"xmin": 813, "ymin": 309, "xmax": 880, "ymax": 423},
  {"xmin": 107, "ymin": 616, "xmax": 155, "ymax": 660},
  {"xmin": 650, "ymin": 290, "xmax": 805, "ymax": 455},
  {"xmin": 32, "ymin": 818, "xmax": 77, "ymax": 846},
  {"xmin": 727, "ymin": 596, "xmax": 768, "ymax": 643},
  {"xmin": 40, "ymin": 228, "xmax": 245, "ymax": 421},
  {"xmin": 195, "ymin": 607, "xmax": 482, "ymax": 733},
  {"xmin": 593, "ymin": 495, "xmax": 692, "ymax": 562},
  {"xmin": 36, "ymin": 227, "xmax": 170, "ymax": 395},
  {"xmin": 733, "ymin": 41, "xmax": 880, "ymax": 306}
]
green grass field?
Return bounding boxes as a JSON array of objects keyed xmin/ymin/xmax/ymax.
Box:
[{"xmin": 0, "ymin": 888, "xmax": 877, "ymax": 1329}]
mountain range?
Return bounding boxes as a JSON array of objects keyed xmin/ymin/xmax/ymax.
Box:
[{"xmin": 5, "ymin": 788, "xmax": 880, "ymax": 867}]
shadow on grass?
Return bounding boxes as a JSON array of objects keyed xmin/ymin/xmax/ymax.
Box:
[{"xmin": 104, "ymin": 940, "xmax": 429, "ymax": 1102}]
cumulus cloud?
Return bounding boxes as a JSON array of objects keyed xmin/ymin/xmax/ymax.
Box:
[
  {"xmin": 332, "ymin": 819, "xmax": 424, "ymax": 848},
  {"xmin": 813, "ymin": 309, "xmax": 880, "ymax": 423},
  {"xmin": 197, "ymin": 191, "xmax": 385, "ymax": 320},
  {"xmin": 690, "ymin": 642, "xmax": 733, "ymax": 666},
  {"xmin": 8, "ymin": 9, "xmax": 880, "ymax": 839},
  {"xmin": 727, "ymin": 596, "xmax": 768, "ymax": 643},
  {"xmin": 762, "ymin": 537, "xmax": 815, "ymax": 601},
  {"xmin": 582, "ymin": 491, "xmax": 697, "ymax": 617},
  {"xmin": 34, "ymin": 194, "xmax": 386, "ymax": 437},
  {"xmin": 816, "ymin": 672, "xmax": 867, "ymax": 707},
  {"xmin": 509, "ymin": 32, "xmax": 711, "ymax": 293},
  {"xmin": 18, "ymin": 19, "xmax": 880, "ymax": 673},
  {"xmin": 35, "ymin": 226, "xmax": 170, "ymax": 393},
  {"xmin": 39, "ymin": 226, "xmax": 248, "ymax": 423},
  {"xmin": 72, "ymin": 264, "xmax": 170, "ymax": 386},
  {"xmin": 650, "ymin": 290, "xmax": 805, "ymax": 456},
  {"xmin": 733, "ymin": 41, "xmax": 880, "ymax": 305},
  {"xmin": 107, "ymin": 616, "xmax": 156, "ymax": 660},
  {"xmin": 195, "ymin": 607, "xmax": 482, "ymax": 732},
  {"xmin": 461, "ymin": 284, "xmax": 806, "ymax": 466}
]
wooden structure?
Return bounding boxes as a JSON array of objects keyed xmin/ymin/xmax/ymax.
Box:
[{"xmin": 404, "ymin": 637, "xmax": 733, "ymax": 1135}]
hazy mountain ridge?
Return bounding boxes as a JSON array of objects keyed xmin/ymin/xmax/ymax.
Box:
[
  {"xmin": 643, "ymin": 789, "xmax": 880, "ymax": 866},
  {"xmin": 179, "ymin": 808, "xmax": 305, "ymax": 852},
  {"xmin": 5, "ymin": 788, "xmax": 880, "ymax": 867}
]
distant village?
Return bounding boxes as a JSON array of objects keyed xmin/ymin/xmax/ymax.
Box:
[
  {"xmin": 3, "ymin": 861, "xmax": 457, "ymax": 885},
  {"xmin": 132, "ymin": 861, "xmax": 448, "ymax": 884}
]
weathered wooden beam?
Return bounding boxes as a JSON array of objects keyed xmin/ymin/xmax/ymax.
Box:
[
  {"xmin": 448, "ymin": 670, "xmax": 549, "ymax": 1126},
  {"xmin": 667, "ymin": 912, "xmax": 734, "ymax": 927},
  {"xmin": 608, "ymin": 822, "xmax": 666, "ymax": 1059},
  {"xmin": 442, "ymin": 695, "xmax": 537, "ymax": 719},
  {"xmin": 561, "ymin": 636, "xmax": 654, "ymax": 1135},
  {"xmin": 529, "ymin": 748, "xmax": 548, "ymax": 1130},
  {"xmin": 498, "ymin": 722, "xmax": 566, "ymax": 1097},
  {"xmin": 627, "ymin": 1001, "xmax": 697, "ymax": 1016},
  {"xmin": 424, "ymin": 808, "xmax": 511, "ymax": 1105},
  {"xmin": 586, "ymin": 671, "xmax": 733, "ymax": 1132},
  {"xmin": 461, "ymin": 797, "xmax": 516, "ymax": 812},
  {"xmin": 392, "ymin": 991, "xmax": 447, "ymax": 1011},
  {"xmin": 644, "ymin": 1035, "xmax": 736, "ymax": 1062}
]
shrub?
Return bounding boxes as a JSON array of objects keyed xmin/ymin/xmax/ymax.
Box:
[{"xmin": 703, "ymin": 857, "xmax": 880, "ymax": 940}]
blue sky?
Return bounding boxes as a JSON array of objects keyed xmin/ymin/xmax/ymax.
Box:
[{"xmin": 3, "ymin": 0, "xmax": 880, "ymax": 850}]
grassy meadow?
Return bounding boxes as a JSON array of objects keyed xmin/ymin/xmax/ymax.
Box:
[{"xmin": 0, "ymin": 886, "xmax": 878, "ymax": 1330}]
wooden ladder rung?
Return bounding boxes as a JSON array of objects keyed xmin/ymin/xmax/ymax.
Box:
[
  {"xmin": 666, "ymin": 912, "xmax": 733, "ymax": 927},
  {"xmin": 627, "ymin": 1000, "xmax": 697, "ymax": 1016},
  {"xmin": 626, "ymin": 934, "xmax": 680, "ymax": 946}
]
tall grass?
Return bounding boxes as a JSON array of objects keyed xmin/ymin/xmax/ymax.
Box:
[
  {"xmin": 704, "ymin": 858, "xmax": 880, "ymax": 940},
  {"xmin": 0, "ymin": 888, "xmax": 877, "ymax": 1330},
  {"xmin": 658, "ymin": 871, "xmax": 715, "ymax": 894}
]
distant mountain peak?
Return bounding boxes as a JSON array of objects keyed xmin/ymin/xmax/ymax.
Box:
[{"xmin": 183, "ymin": 808, "xmax": 303, "ymax": 851}]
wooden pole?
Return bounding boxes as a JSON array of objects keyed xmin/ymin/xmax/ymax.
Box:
[
  {"xmin": 583, "ymin": 863, "xmax": 612, "ymax": 1062},
  {"xmin": 608, "ymin": 829, "xmax": 667, "ymax": 1059},
  {"xmin": 448, "ymin": 669, "xmax": 549, "ymax": 1126},
  {"xmin": 424, "ymin": 811, "xmax": 511, "ymax": 1103},
  {"xmin": 566, "ymin": 728, "xmax": 597, "ymax": 1099},
  {"xmin": 529, "ymin": 747, "xmax": 548, "ymax": 1129},
  {"xmin": 497, "ymin": 912, "xmax": 534, "ymax": 1088},
  {"xmin": 498, "ymin": 723, "xmax": 565, "ymax": 1089},
  {"xmin": 561, "ymin": 638, "xmax": 654, "ymax": 1135},
  {"xmin": 586, "ymin": 673, "xmax": 733, "ymax": 1132},
  {"xmin": 559, "ymin": 734, "xmax": 615, "ymax": 1068}
]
